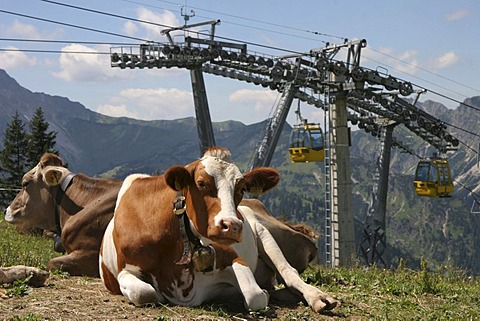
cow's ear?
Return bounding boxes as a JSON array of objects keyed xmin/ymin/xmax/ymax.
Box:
[
  {"xmin": 165, "ymin": 165, "xmax": 192, "ymax": 191},
  {"xmin": 39, "ymin": 153, "xmax": 63, "ymax": 169},
  {"xmin": 43, "ymin": 167, "xmax": 66, "ymax": 187},
  {"xmin": 243, "ymin": 167, "xmax": 280, "ymax": 195}
]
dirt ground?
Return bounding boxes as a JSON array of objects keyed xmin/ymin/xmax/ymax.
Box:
[{"xmin": 0, "ymin": 274, "xmax": 342, "ymax": 321}]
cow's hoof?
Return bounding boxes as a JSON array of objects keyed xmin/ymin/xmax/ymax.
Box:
[
  {"xmin": 308, "ymin": 295, "xmax": 339, "ymax": 313},
  {"xmin": 324, "ymin": 297, "xmax": 339, "ymax": 310},
  {"xmin": 311, "ymin": 299, "xmax": 327, "ymax": 313},
  {"xmin": 245, "ymin": 289, "xmax": 269, "ymax": 311}
]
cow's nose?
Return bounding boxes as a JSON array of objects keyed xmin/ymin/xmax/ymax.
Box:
[{"xmin": 220, "ymin": 218, "xmax": 243, "ymax": 235}]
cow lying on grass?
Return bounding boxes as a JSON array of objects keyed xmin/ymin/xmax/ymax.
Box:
[
  {"xmin": 4, "ymin": 153, "xmax": 122, "ymax": 277},
  {"xmin": 100, "ymin": 147, "xmax": 337, "ymax": 312},
  {"xmin": 4, "ymin": 152, "xmax": 335, "ymax": 311}
]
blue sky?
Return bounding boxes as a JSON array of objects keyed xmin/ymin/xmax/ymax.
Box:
[{"xmin": 0, "ymin": 0, "xmax": 478, "ymax": 125}]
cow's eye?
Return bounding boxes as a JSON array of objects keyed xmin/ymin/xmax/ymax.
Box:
[
  {"xmin": 22, "ymin": 181, "xmax": 29, "ymax": 188},
  {"xmin": 197, "ymin": 181, "xmax": 206, "ymax": 189}
]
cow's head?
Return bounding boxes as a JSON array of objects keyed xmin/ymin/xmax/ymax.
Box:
[
  {"xmin": 4, "ymin": 153, "xmax": 67, "ymax": 231},
  {"xmin": 165, "ymin": 147, "xmax": 280, "ymax": 246}
]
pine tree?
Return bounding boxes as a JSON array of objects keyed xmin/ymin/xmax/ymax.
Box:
[
  {"xmin": 0, "ymin": 112, "xmax": 29, "ymax": 205},
  {"xmin": 27, "ymin": 107, "xmax": 57, "ymax": 167}
]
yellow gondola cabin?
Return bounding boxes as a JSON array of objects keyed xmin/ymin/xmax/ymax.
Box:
[
  {"xmin": 414, "ymin": 157, "xmax": 453, "ymax": 197},
  {"xmin": 289, "ymin": 120, "xmax": 325, "ymax": 163}
]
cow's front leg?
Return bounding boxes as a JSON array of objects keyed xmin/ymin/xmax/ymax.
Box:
[
  {"xmin": 255, "ymin": 223, "xmax": 338, "ymax": 312},
  {"xmin": 117, "ymin": 269, "xmax": 167, "ymax": 306},
  {"xmin": 231, "ymin": 261, "xmax": 269, "ymax": 311},
  {"xmin": 212, "ymin": 244, "xmax": 268, "ymax": 311},
  {"xmin": 47, "ymin": 250, "xmax": 100, "ymax": 277}
]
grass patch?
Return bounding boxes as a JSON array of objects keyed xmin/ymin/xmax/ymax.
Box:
[
  {"xmin": 5, "ymin": 276, "xmax": 32, "ymax": 297},
  {"xmin": 2, "ymin": 215, "xmax": 480, "ymax": 320},
  {"xmin": 0, "ymin": 218, "xmax": 59, "ymax": 269},
  {"xmin": 303, "ymin": 262, "xmax": 480, "ymax": 320}
]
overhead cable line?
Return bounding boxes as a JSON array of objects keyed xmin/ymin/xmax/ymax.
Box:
[
  {"xmin": 0, "ymin": 9, "xmax": 150, "ymax": 43},
  {"xmin": 362, "ymin": 55, "xmax": 480, "ymax": 113},
  {"xmin": 118, "ymin": 0, "xmax": 336, "ymax": 43},
  {"xmin": 150, "ymin": 0, "xmax": 346, "ymax": 41},
  {"xmin": 41, "ymin": 0, "xmax": 172, "ymax": 30},
  {"xmin": 457, "ymin": 139, "xmax": 478, "ymax": 154},
  {"xmin": 63, "ymin": 0, "xmax": 479, "ymax": 107},
  {"xmin": 0, "ymin": 37, "xmax": 140, "ymax": 46},
  {"xmin": 67, "ymin": 1, "xmax": 480, "ymax": 113},
  {"xmin": 150, "ymin": 0, "xmax": 480, "ymax": 105},
  {"xmin": 441, "ymin": 119, "xmax": 480, "ymax": 138},
  {"xmin": 0, "ymin": 48, "xmax": 111, "ymax": 55},
  {"xmin": 369, "ymin": 47, "xmax": 480, "ymax": 95},
  {"xmin": 38, "ymin": 0, "xmax": 303, "ymax": 55},
  {"xmin": 454, "ymin": 179, "xmax": 480, "ymax": 200},
  {"xmin": 37, "ymin": 0, "xmax": 480, "ymax": 109},
  {"xmin": 362, "ymin": 55, "xmax": 469, "ymax": 99},
  {"xmin": 417, "ymin": 86, "xmax": 480, "ymax": 113},
  {"xmin": 9, "ymin": 1, "xmax": 480, "ymax": 123},
  {"xmin": 197, "ymin": 17, "xmax": 330, "ymax": 45}
]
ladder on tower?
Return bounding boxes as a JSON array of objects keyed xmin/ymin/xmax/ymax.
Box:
[
  {"xmin": 324, "ymin": 93, "xmax": 340, "ymax": 267},
  {"xmin": 324, "ymin": 99, "xmax": 332, "ymax": 266}
]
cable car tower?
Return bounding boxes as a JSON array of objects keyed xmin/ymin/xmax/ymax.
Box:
[
  {"xmin": 359, "ymin": 118, "xmax": 397, "ymax": 267},
  {"xmin": 109, "ymin": 15, "xmax": 460, "ymax": 268},
  {"xmin": 161, "ymin": 11, "xmax": 221, "ymax": 153}
]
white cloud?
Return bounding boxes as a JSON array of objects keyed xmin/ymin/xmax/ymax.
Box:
[
  {"xmin": 0, "ymin": 47, "xmax": 37, "ymax": 69},
  {"xmin": 445, "ymin": 9, "xmax": 469, "ymax": 22},
  {"xmin": 136, "ymin": 7, "xmax": 180, "ymax": 41},
  {"xmin": 102, "ymin": 87, "xmax": 193, "ymax": 120},
  {"xmin": 122, "ymin": 21, "xmax": 139, "ymax": 37},
  {"xmin": 430, "ymin": 52, "xmax": 458, "ymax": 69},
  {"xmin": 363, "ymin": 47, "xmax": 419, "ymax": 75},
  {"xmin": 96, "ymin": 104, "xmax": 139, "ymax": 119},
  {"xmin": 2, "ymin": 19, "xmax": 41, "ymax": 38},
  {"xmin": 52, "ymin": 44, "xmax": 133, "ymax": 82},
  {"xmin": 1, "ymin": 19, "xmax": 64, "ymax": 39},
  {"xmin": 229, "ymin": 89, "xmax": 278, "ymax": 114}
]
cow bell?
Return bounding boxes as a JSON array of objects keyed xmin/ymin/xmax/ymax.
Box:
[{"xmin": 192, "ymin": 245, "xmax": 215, "ymax": 273}]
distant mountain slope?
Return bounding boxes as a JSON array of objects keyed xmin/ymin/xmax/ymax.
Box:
[
  {"xmin": 0, "ymin": 69, "xmax": 288, "ymax": 175},
  {"xmin": 1, "ymin": 68, "xmax": 480, "ymax": 274}
]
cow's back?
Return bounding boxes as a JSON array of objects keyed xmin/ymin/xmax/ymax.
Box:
[{"xmin": 61, "ymin": 174, "xmax": 122, "ymax": 254}]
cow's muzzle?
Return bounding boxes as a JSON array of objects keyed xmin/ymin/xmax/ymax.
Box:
[
  {"xmin": 4, "ymin": 206, "xmax": 16, "ymax": 223},
  {"xmin": 209, "ymin": 218, "xmax": 243, "ymax": 244}
]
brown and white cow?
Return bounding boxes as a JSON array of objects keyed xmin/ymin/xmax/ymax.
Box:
[
  {"xmin": 100, "ymin": 147, "xmax": 337, "ymax": 312},
  {"xmin": 4, "ymin": 154, "xmax": 316, "ymax": 281},
  {"xmin": 4, "ymin": 153, "xmax": 122, "ymax": 277},
  {"xmin": 4, "ymin": 153, "xmax": 330, "ymax": 309}
]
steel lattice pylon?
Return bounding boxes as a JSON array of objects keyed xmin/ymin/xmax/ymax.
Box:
[{"xmin": 110, "ymin": 19, "xmax": 459, "ymax": 267}]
